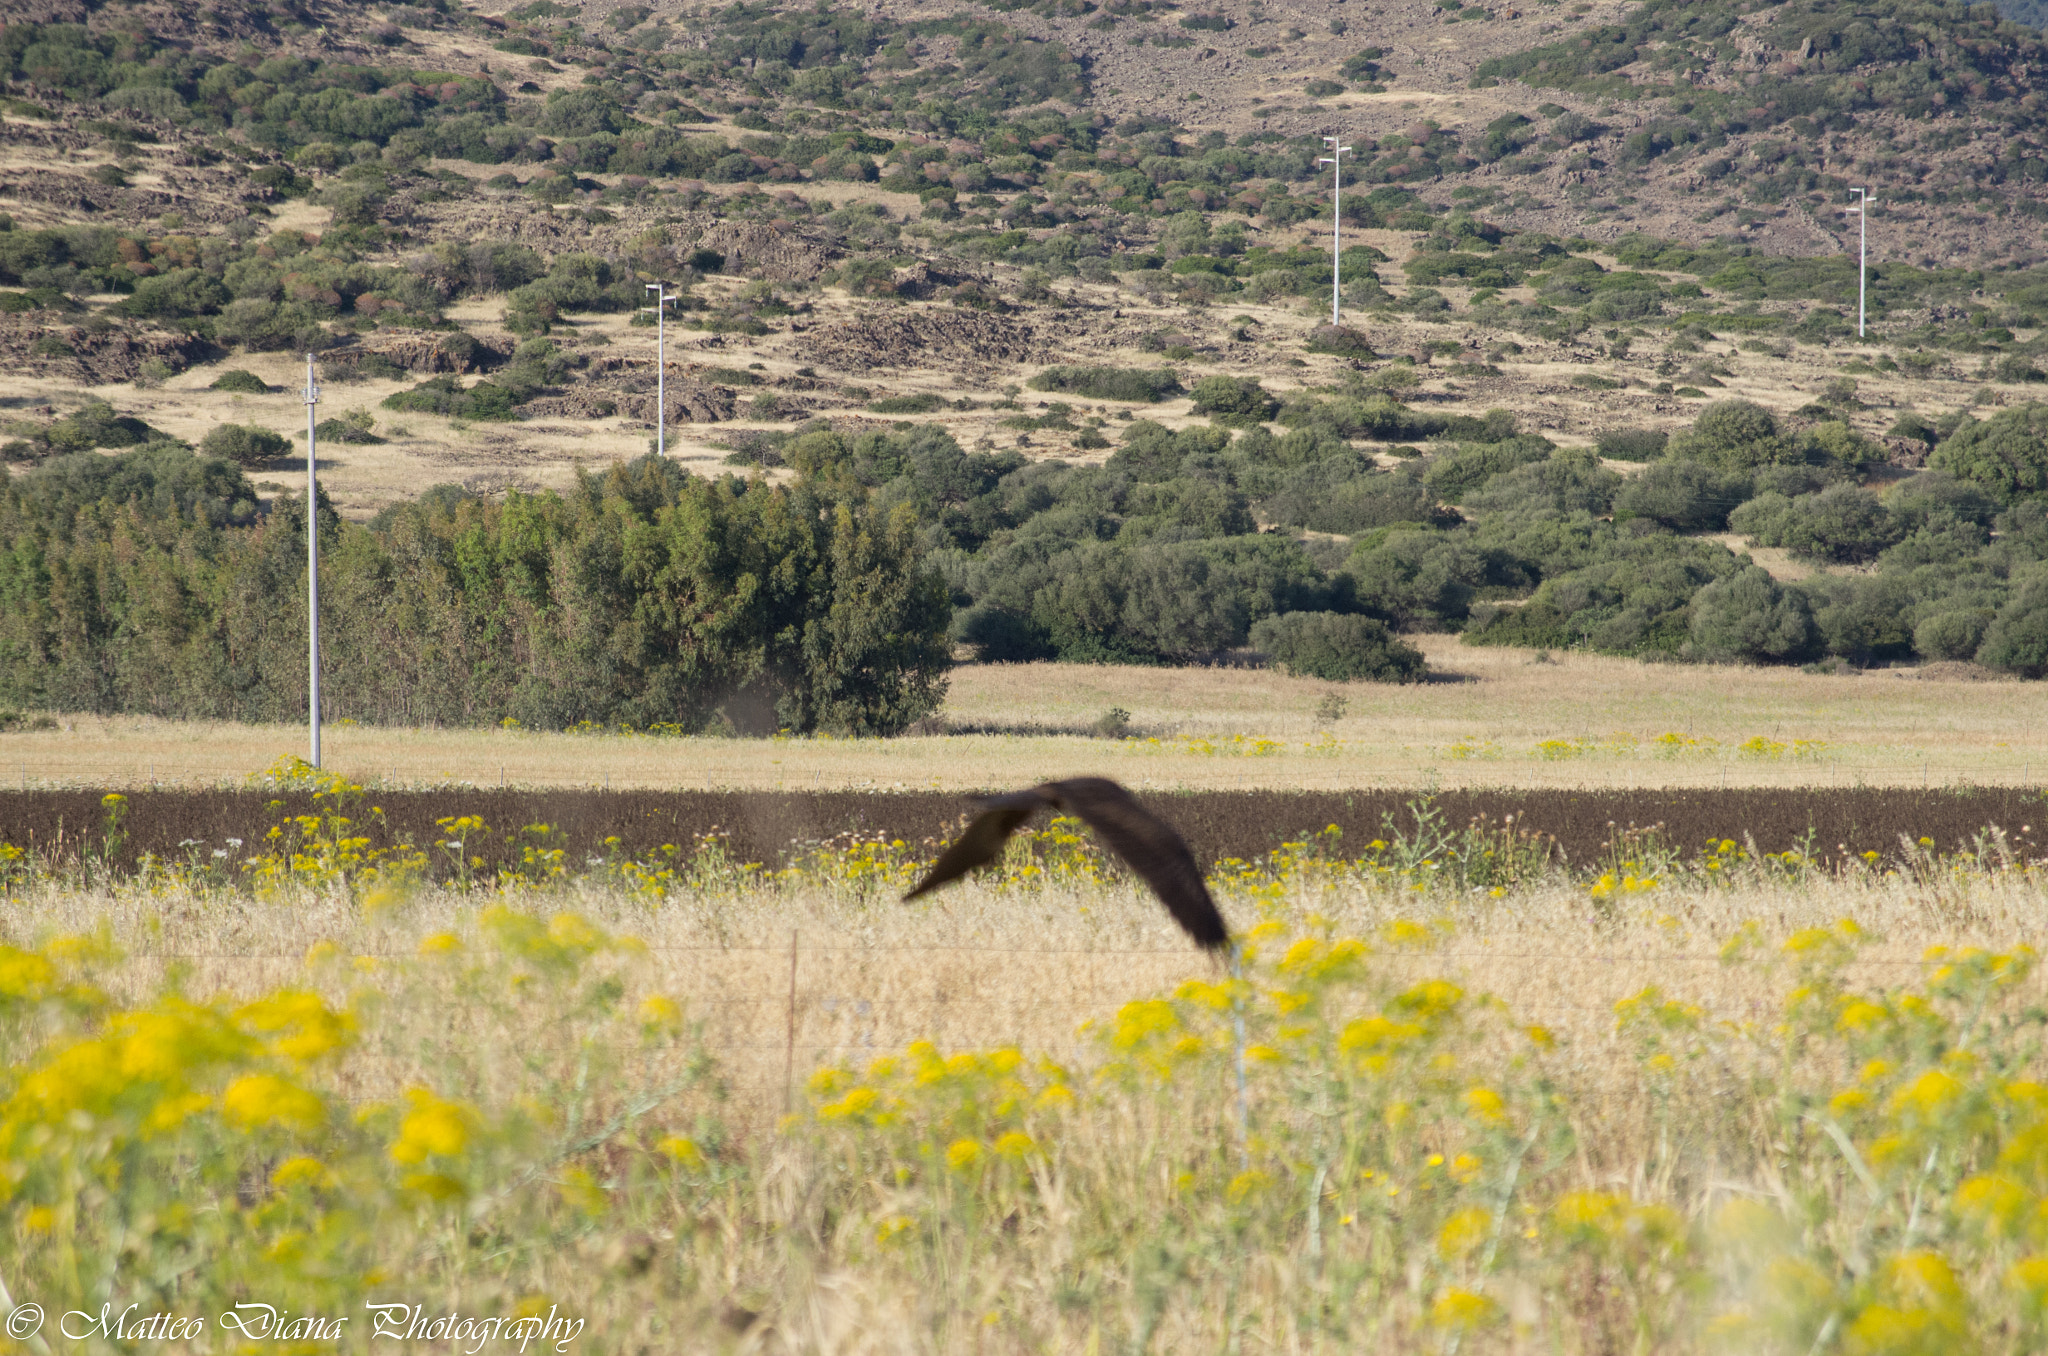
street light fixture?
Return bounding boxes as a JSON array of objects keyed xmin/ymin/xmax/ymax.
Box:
[
  {"xmin": 1318, "ymin": 136, "xmax": 1353, "ymax": 327},
  {"xmin": 1842, "ymin": 187, "xmax": 1878, "ymax": 339},
  {"xmin": 302, "ymin": 352, "xmax": 322, "ymax": 768},
  {"xmin": 644, "ymin": 282, "xmax": 677, "ymax": 456}
]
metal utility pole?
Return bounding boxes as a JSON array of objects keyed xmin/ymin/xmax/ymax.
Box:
[
  {"xmin": 1318, "ymin": 136, "xmax": 1352, "ymax": 327},
  {"xmin": 302, "ymin": 352, "xmax": 322, "ymax": 769},
  {"xmin": 644, "ymin": 281, "xmax": 676, "ymax": 456},
  {"xmin": 1843, "ymin": 187, "xmax": 1878, "ymax": 338}
]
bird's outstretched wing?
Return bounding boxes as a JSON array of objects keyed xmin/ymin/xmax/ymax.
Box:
[
  {"xmin": 1045, "ymin": 778, "xmax": 1230, "ymax": 951},
  {"xmin": 904, "ymin": 777, "xmax": 1230, "ymax": 952},
  {"xmin": 902, "ymin": 789, "xmax": 1052, "ymax": 900}
]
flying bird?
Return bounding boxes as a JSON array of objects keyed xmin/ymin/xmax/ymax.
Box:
[{"xmin": 904, "ymin": 777, "xmax": 1231, "ymax": 951}]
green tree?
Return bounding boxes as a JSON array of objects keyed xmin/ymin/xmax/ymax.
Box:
[
  {"xmin": 1667, "ymin": 400, "xmax": 1794, "ymax": 471},
  {"xmin": 199, "ymin": 424, "xmax": 291, "ymax": 468},
  {"xmin": 1687, "ymin": 566, "xmax": 1820, "ymax": 662},
  {"xmin": 1612, "ymin": 458, "xmax": 1750, "ymax": 532},
  {"xmin": 1249, "ymin": 611, "xmax": 1425, "ymax": 683},
  {"xmin": 1929, "ymin": 404, "xmax": 2048, "ymax": 504},
  {"xmin": 1978, "ymin": 573, "xmax": 2048, "ymax": 677}
]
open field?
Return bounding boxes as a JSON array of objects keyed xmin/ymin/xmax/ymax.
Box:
[
  {"xmin": 8, "ymin": 639, "xmax": 2046, "ymax": 793},
  {"xmin": 7, "ymin": 842, "xmax": 2048, "ymax": 1352}
]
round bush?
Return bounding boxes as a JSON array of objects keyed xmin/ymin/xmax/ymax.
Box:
[
  {"xmin": 1668, "ymin": 399, "xmax": 1789, "ymax": 470},
  {"xmin": 1687, "ymin": 566, "xmax": 1820, "ymax": 663},
  {"xmin": 1305, "ymin": 325, "xmax": 1377, "ymax": 357},
  {"xmin": 198, "ymin": 423, "xmax": 291, "ymax": 468},
  {"xmin": 1249, "ymin": 611, "xmax": 1426, "ymax": 683},
  {"xmin": 208, "ymin": 369, "xmax": 272, "ymax": 394},
  {"xmin": 1913, "ymin": 609, "xmax": 1993, "ymax": 663}
]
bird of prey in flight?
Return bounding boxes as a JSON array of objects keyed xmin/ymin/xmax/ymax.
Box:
[{"xmin": 903, "ymin": 777, "xmax": 1231, "ymax": 951}]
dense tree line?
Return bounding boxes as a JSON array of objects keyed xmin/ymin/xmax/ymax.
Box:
[
  {"xmin": 10, "ymin": 387, "xmax": 2048, "ymax": 738},
  {"xmin": 0, "ymin": 444, "xmax": 948, "ymax": 733},
  {"xmin": 884, "ymin": 377, "xmax": 2048, "ymax": 681}
]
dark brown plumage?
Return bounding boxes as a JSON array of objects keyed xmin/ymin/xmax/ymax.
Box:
[{"xmin": 903, "ymin": 777, "xmax": 1230, "ymax": 951}]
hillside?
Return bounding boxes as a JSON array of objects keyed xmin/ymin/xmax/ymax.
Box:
[{"xmin": 4, "ymin": 0, "xmax": 2048, "ymax": 719}]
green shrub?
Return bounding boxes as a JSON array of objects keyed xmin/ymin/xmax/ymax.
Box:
[
  {"xmin": 381, "ymin": 375, "xmax": 522, "ymax": 421},
  {"xmin": 1978, "ymin": 574, "xmax": 2048, "ymax": 678},
  {"xmin": 1914, "ymin": 609, "xmax": 1994, "ymax": 663},
  {"xmin": 1421, "ymin": 436, "xmax": 1554, "ymax": 503},
  {"xmin": 0, "ymin": 451, "xmax": 948, "ymax": 733},
  {"xmin": 209, "ymin": 369, "xmax": 273, "ymax": 394},
  {"xmin": 1263, "ymin": 457, "xmax": 1444, "ymax": 535},
  {"xmin": 1342, "ymin": 530, "xmax": 1486, "ymax": 630},
  {"xmin": 1189, "ymin": 376, "xmax": 1279, "ymax": 427},
  {"xmin": 1687, "ymin": 566, "xmax": 1821, "ymax": 663},
  {"xmin": 868, "ymin": 393, "xmax": 943, "ymax": 414},
  {"xmin": 1887, "ymin": 413, "xmax": 1939, "ymax": 448},
  {"xmin": 1728, "ymin": 484, "xmax": 1902, "ymax": 565},
  {"xmin": 1611, "ymin": 458, "xmax": 1750, "ymax": 532},
  {"xmin": 1994, "ymin": 353, "xmax": 2047, "ymax": 384},
  {"xmin": 1929, "ymin": 404, "xmax": 2048, "ymax": 503},
  {"xmin": 1596, "ymin": 428, "xmax": 1668, "ymax": 462},
  {"xmin": 1305, "ymin": 325, "xmax": 1378, "ymax": 357},
  {"xmin": 198, "ymin": 423, "xmax": 291, "ymax": 468},
  {"xmin": 1103, "ymin": 420, "xmax": 1232, "ymax": 481},
  {"xmin": 952, "ymin": 604, "xmax": 1054, "ymax": 663},
  {"xmin": 1882, "ymin": 472, "xmax": 1999, "ymax": 534},
  {"xmin": 1026, "ymin": 365, "xmax": 1183, "ymax": 402},
  {"xmin": 1249, "ymin": 611, "xmax": 1426, "ymax": 683},
  {"xmin": 1667, "ymin": 399, "xmax": 1792, "ymax": 471},
  {"xmin": 313, "ymin": 411, "xmax": 382, "ymax": 445},
  {"xmin": 110, "ymin": 267, "xmax": 228, "ymax": 320},
  {"xmin": 1463, "ymin": 451, "xmax": 1621, "ymax": 518}
]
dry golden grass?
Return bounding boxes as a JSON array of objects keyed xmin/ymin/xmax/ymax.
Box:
[
  {"xmin": 7, "ymin": 636, "xmax": 2043, "ymax": 792},
  {"xmin": 22, "ymin": 867, "xmax": 2045, "ymax": 1138},
  {"xmin": 10, "ymin": 835, "xmax": 2048, "ymax": 1351}
]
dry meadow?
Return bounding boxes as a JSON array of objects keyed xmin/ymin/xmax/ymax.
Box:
[
  {"xmin": 7, "ymin": 834, "xmax": 2048, "ymax": 1353},
  {"xmin": 7, "ymin": 637, "xmax": 2044, "ymax": 794}
]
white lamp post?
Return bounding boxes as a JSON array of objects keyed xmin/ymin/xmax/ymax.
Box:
[
  {"xmin": 1318, "ymin": 136, "xmax": 1352, "ymax": 327},
  {"xmin": 302, "ymin": 352, "xmax": 322, "ymax": 768},
  {"xmin": 644, "ymin": 281, "xmax": 676, "ymax": 455},
  {"xmin": 1843, "ymin": 187, "xmax": 1878, "ymax": 338}
]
